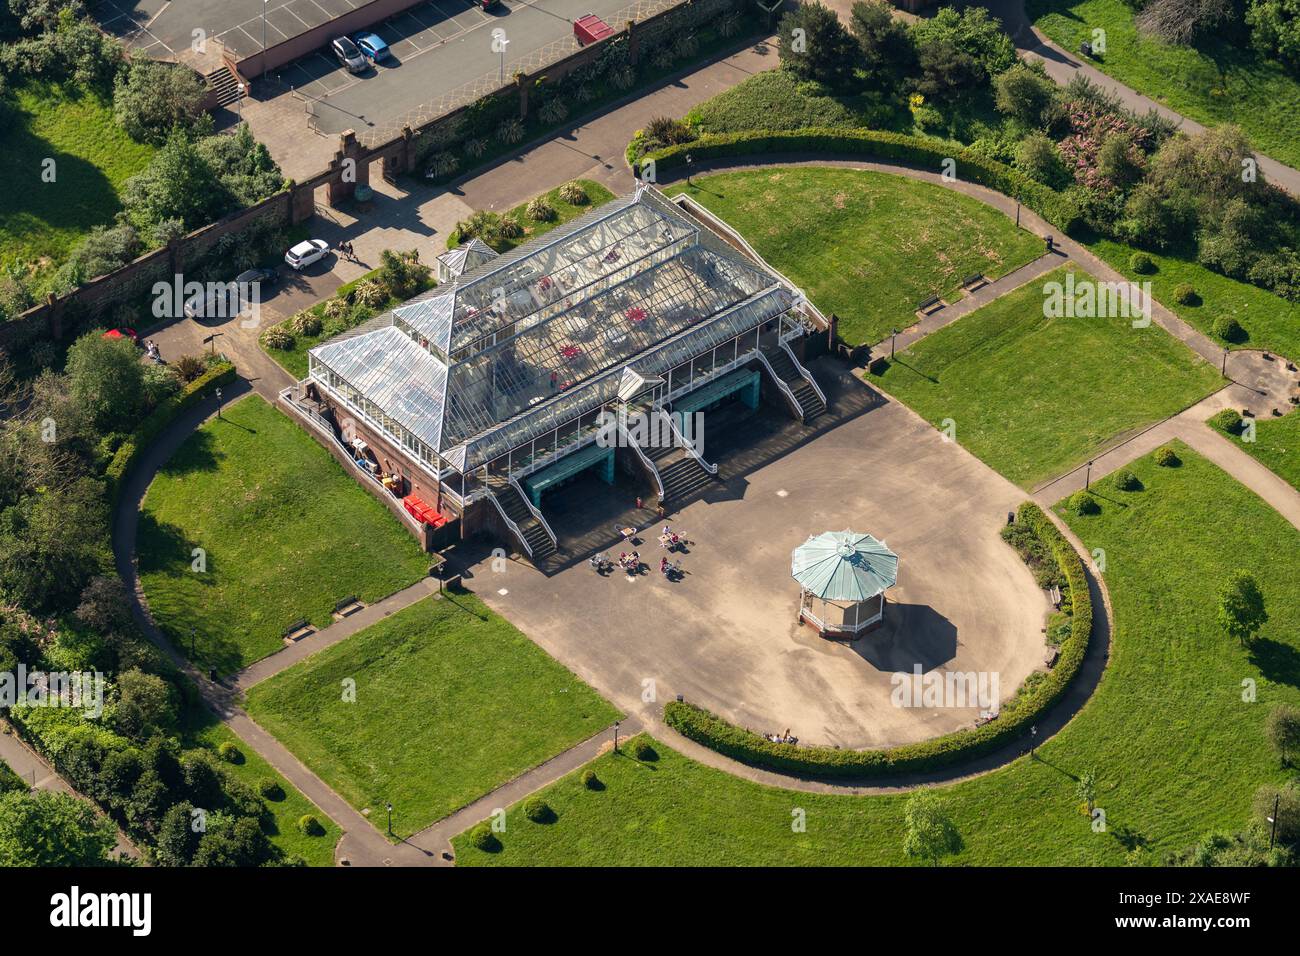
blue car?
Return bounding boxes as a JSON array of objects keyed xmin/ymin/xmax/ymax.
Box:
[{"xmin": 354, "ymin": 32, "xmax": 392, "ymax": 64}]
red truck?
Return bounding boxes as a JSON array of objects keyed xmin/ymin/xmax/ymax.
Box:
[{"xmin": 574, "ymin": 14, "xmax": 615, "ymax": 45}]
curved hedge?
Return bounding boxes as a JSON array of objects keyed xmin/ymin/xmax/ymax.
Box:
[
  {"xmin": 105, "ymin": 360, "xmax": 236, "ymax": 504},
  {"xmin": 638, "ymin": 128, "xmax": 1083, "ymax": 234},
  {"xmin": 664, "ymin": 501, "xmax": 1094, "ymax": 779}
]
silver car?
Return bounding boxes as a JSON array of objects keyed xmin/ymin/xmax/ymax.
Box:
[{"xmin": 331, "ymin": 36, "xmax": 367, "ymax": 74}]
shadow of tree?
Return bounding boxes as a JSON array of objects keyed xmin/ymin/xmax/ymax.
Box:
[{"xmin": 1249, "ymin": 638, "xmax": 1300, "ymax": 691}]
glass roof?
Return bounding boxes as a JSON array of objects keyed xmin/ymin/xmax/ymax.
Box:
[{"xmin": 307, "ymin": 185, "xmax": 797, "ymax": 474}]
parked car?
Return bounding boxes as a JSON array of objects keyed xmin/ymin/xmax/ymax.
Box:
[
  {"xmin": 354, "ymin": 32, "xmax": 392, "ymax": 63},
  {"xmin": 474, "ymin": 0, "xmax": 501, "ymax": 9},
  {"xmin": 236, "ymin": 267, "xmax": 277, "ymax": 287},
  {"xmin": 103, "ymin": 327, "xmax": 139, "ymax": 344},
  {"xmin": 331, "ymin": 36, "xmax": 367, "ymax": 73},
  {"xmin": 284, "ymin": 239, "xmax": 330, "ymax": 270}
]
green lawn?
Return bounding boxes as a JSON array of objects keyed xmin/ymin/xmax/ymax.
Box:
[
  {"xmin": 665, "ymin": 166, "xmax": 1045, "ymax": 345},
  {"xmin": 455, "ymin": 445, "xmax": 1300, "ymax": 865},
  {"xmin": 450, "ymin": 179, "xmax": 615, "ymax": 255},
  {"xmin": 1209, "ymin": 411, "xmax": 1300, "ymax": 493},
  {"xmin": 0, "ymin": 81, "xmax": 155, "ymax": 294},
  {"xmin": 137, "ymin": 394, "xmax": 432, "ymax": 673},
  {"xmin": 867, "ymin": 265, "xmax": 1222, "ymax": 487},
  {"xmin": 181, "ymin": 710, "xmax": 341, "ymax": 866},
  {"xmin": 1029, "ymin": 0, "xmax": 1300, "ymax": 169},
  {"xmin": 1090, "ymin": 238, "xmax": 1300, "ymax": 363},
  {"xmin": 246, "ymin": 591, "xmax": 619, "ymax": 839}
]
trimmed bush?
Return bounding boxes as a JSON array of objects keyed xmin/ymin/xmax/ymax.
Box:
[
  {"xmin": 664, "ymin": 501, "xmax": 1092, "ymax": 779},
  {"xmin": 1155, "ymin": 445, "xmax": 1181, "ymax": 467},
  {"xmin": 638, "ymin": 128, "xmax": 1084, "ymax": 233},
  {"xmin": 558, "ymin": 180, "xmax": 589, "ymax": 205},
  {"xmin": 1112, "ymin": 468, "xmax": 1141, "ymax": 491},
  {"xmin": 1210, "ymin": 408, "xmax": 1244, "ymax": 434},
  {"xmin": 1069, "ymin": 490, "xmax": 1100, "ymax": 515},
  {"xmin": 631, "ymin": 739, "xmax": 658, "ymax": 761},
  {"xmin": 526, "ymin": 197, "xmax": 557, "ymax": 222},
  {"xmin": 297, "ymin": 814, "xmax": 325, "ymax": 836},
  {"xmin": 581, "ymin": 769, "xmax": 601, "ymax": 790},
  {"xmin": 217, "ymin": 741, "xmax": 243, "ymax": 764},
  {"xmin": 1173, "ymin": 283, "xmax": 1199, "ymax": 305},
  {"xmin": 258, "ymin": 777, "xmax": 285, "ymax": 801},
  {"xmin": 1212, "ymin": 315, "xmax": 1245, "ymax": 343},
  {"xmin": 523, "ymin": 798, "xmax": 555, "ymax": 823},
  {"xmin": 292, "ymin": 311, "xmax": 323, "ymax": 337},
  {"xmin": 469, "ymin": 823, "xmax": 500, "ymax": 852},
  {"xmin": 263, "ymin": 326, "xmax": 295, "ymax": 350},
  {"xmin": 1129, "ymin": 252, "xmax": 1156, "ymax": 274}
]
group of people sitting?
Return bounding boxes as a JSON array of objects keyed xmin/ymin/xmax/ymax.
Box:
[
  {"xmin": 618, "ymin": 551, "xmax": 640, "ymax": 574},
  {"xmin": 144, "ymin": 339, "xmax": 163, "ymax": 364},
  {"xmin": 658, "ymin": 526, "xmax": 686, "ymax": 551},
  {"xmin": 764, "ymin": 729, "xmax": 798, "ymax": 745}
]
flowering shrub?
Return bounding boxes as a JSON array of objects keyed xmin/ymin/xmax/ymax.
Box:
[{"xmin": 1056, "ymin": 100, "xmax": 1150, "ymax": 190}]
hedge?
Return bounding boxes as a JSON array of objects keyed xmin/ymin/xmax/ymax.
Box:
[
  {"xmin": 105, "ymin": 360, "xmax": 236, "ymax": 504},
  {"xmin": 663, "ymin": 501, "xmax": 1093, "ymax": 779},
  {"xmin": 638, "ymin": 128, "xmax": 1083, "ymax": 234}
]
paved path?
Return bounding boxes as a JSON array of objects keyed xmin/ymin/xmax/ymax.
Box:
[
  {"xmin": 0, "ymin": 722, "xmax": 140, "ymax": 862},
  {"xmin": 985, "ymin": 0, "xmax": 1300, "ymax": 197}
]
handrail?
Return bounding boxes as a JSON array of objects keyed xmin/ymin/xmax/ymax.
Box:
[
  {"xmin": 660, "ymin": 408, "xmax": 717, "ymax": 475},
  {"xmin": 618, "ymin": 410, "xmax": 666, "ymax": 500},
  {"xmin": 509, "ymin": 474, "xmax": 558, "ymax": 548},
  {"xmin": 486, "ymin": 486, "xmax": 534, "ymax": 559},
  {"xmin": 779, "ymin": 339, "xmax": 828, "ymax": 407},
  {"xmin": 753, "ymin": 349, "xmax": 806, "ymax": 421}
]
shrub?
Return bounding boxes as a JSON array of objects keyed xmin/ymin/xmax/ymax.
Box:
[
  {"xmin": 523, "ymin": 798, "xmax": 555, "ymax": 823},
  {"xmin": 1155, "ymin": 445, "xmax": 1181, "ymax": 467},
  {"xmin": 497, "ymin": 118, "xmax": 525, "ymax": 145},
  {"xmin": 217, "ymin": 741, "xmax": 243, "ymax": 764},
  {"xmin": 1210, "ymin": 408, "xmax": 1244, "ymax": 434},
  {"xmin": 1212, "ymin": 315, "xmax": 1245, "ymax": 343},
  {"xmin": 263, "ymin": 326, "xmax": 295, "ymax": 350},
  {"xmin": 170, "ymin": 353, "xmax": 206, "ymax": 384},
  {"xmin": 1015, "ymin": 133, "xmax": 1068, "ymax": 188},
  {"xmin": 465, "ymin": 137, "xmax": 489, "ymax": 158},
  {"xmin": 581, "ymin": 769, "xmax": 601, "ymax": 790},
  {"xmin": 297, "ymin": 814, "xmax": 325, "ymax": 836},
  {"xmin": 352, "ymin": 279, "xmax": 389, "ymax": 309},
  {"xmin": 664, "ymin": 501, "xmax": 1091, "ymax": 779},
  {"xmin": 645, "ymin": 115, "xmax": 694, "ymax": 147},
  {"xmin": 1069, "ymin": 490, "xmax": 1100, "ymax": 516},
  {"xmin": 526, "ymin": 197, "xmax": 557, "ymax": 222},
  {"xmin": 1265, "ymin": 703, "xmax": 1300, "ymax": 766},
  {"xmin": 497, "ymin": 214, "xmax": 523, "ymax": 239},
  {"xmin": 1129, "ymin": 252, "xmax": 1156, "ymax": 274},
  {"xmin": 258, "ymin": 778, "xmax": 285, "ymax": 801},
  {"xmin": 632, "ymin": 739, "xmax": 658, "ymax": 761},
  {"xmin": 468, "ymin": 823, "xmax": 500, "ymax": 851},
  {"xmin": 558, "ymin": 181, "xmax": 589, "ymax": 205},
  {"xmin": 1253, "ymin": 782, "xmax": 1300, "ymax": 845},
  {"xmin": 538, "ymin": 98, "xmax": 569, "ymax": 125},
  {"xmin": 1173, "ymin": 283, "xmax": 1199, "ymax": 305},
  {"xmin": 293, "ymin": 311, "xmax": 323, "ymax": 337},
  {"xmin": 425, "ymin": 152, "xmax": 459, "ymax": 179},
  {"xmin": 1113, "ymin": 468, "xmax": 1141, "ymax": 491}
]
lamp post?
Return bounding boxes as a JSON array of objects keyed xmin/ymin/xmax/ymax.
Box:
[
  {"xmin": 613, "ymin": 720, "xmax": 620, "ymax": 753},
  {"xmin": 387, "ymin": 802, "xmax": 394, "ymax": 836},
  {"xmin": 1268, "ymin": 793, "xmax": 1280, "ymax": 850},
  {"xmin": 890, "ymin": 328, "xmax": 898, "ymax": 359},
  {"xmin": 685, "ymin": 153, "xmax": 693, "ymax": 187},
  {"xmin": 1085, "ymin": 460, "xmax": 1094, "ymax": 490},
  {"xmin": 215, "ymin": 386, "xmax": 224, "ymax": 420},
  {"xmin": 1029, "ymin": 723, "xmax": 1038, "ymax": 759},
  {"xmin": 236, "ymin": 83, "xmax": 246, "ymax": 122}
]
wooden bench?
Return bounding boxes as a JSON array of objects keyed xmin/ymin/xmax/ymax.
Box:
[
  {"xmin": 332, "ymin": 595, "xmax": 364, "ymax": 619},
  {"xmin": 961, "ymin": 273, "xmax": 988, "ymax": 292},
  {"xmin": 1048, "ymin": 585, "xmax": 1062, "ymax": 609},
  {"xmin": 915, "ymin": 295, "xmax": 943, "ymax": 316},
  {"xmin": 283, "ymin": 618, "xmax": 315, "ymax": 644}
]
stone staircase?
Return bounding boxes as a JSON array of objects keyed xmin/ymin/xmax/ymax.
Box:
[
  {"xmin": 486, "ymin": 475, "xmax": 556, "ymax": 560},
  {"xmin": 206, "ymin": 66, "xmax": 244, "ymax": 108},
  {"xmin": 762, "ymin": 345, "xmax": 826, "ymax": 424},
  {"xmin": 645, "ymin": 440, "xmax": 714, "ymax": 505}
]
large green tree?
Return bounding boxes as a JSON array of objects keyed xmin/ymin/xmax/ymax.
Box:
[
  {"xmin": 1248, "ymin": 0, "xmax": 1300, "ymax": 73},
  {"xmin": 63, "ymin": 328, "xmax": 145, "ymax": 432},
  {"xmin": 902, "ymin": 789, "xmax": 963, "ymax": 865},
  {"xmin": 777, "ymin": 2, "xmax": 861, "ymax": 90},
  {"xmin": 113, "ymin": 58, "xmax": 208, "ymax": 145},
  {"xmin": 1217, "ymin": 569, "xmax": 1269, "ymax": 646},
  {"xmin": 0, "ymin": 790, "xmax": 117, "ymax": 866}
]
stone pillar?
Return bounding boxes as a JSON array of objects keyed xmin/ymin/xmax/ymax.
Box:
[
  {"xmin": 627, "ymin": 20, "xmax": 639, "ymax": 65},
  {"xmin": 290, "ymin": 181, "xmax": 315, "ymax": 224},
  {"xmin": 327, "ymin": 130, "xmax": 369, "ymax": 207}
]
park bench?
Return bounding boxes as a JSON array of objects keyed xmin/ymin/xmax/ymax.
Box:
[
  {"xmin": 333, "ymin": 595, "xmax": 364, "ymax": 619},
  {"xmin": 1048, "ymin": 584, "xmax": 1062, "ymax": 608},
  {"xmin": 283, "ymin": 618, "xmax": 315, "ymax": 644},
  {"xmin": 961, "ymin": 273, "xmax": 987, "ymax": 292},
  {"xmin": 915, "ymin": 295, "xmax": 943, "ymax": 316}
]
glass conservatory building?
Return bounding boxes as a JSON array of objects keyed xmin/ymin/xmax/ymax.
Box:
[{"xmin": 298, "ymin": 183, "xmax": 817, "ymax": 551}]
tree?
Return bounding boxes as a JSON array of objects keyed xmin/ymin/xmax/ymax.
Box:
[
  {"xmin": 0, "ymin": 476, "xmax": 109, "ymax": 613},
  {"xmin": 122, "ymin": 129, "xmax": 230, "ymax": 239},
  {"xmin": 902, "ymin": 789, "xmax": 963, "ymax": 865},
  {"xmin": 0, "ymin": 790, "xmax": 116, "ymax": 866},
  {"xmin": 911, "ymin": 6, "xmax": 1016, "ymax": 84},
  {"xmin": 1253, "ymin": 781, "xmax": 1300, "ymax": 845},
  {"xmin": 1265, "ymin": 704, "xmax": 1300, "ymax": 766},
  {"xmin": 1248, "ymin": 0, "xmax": 1300, "ymax": 73},
  {"xmin": 113, "ymin": 58, "xmax": 208, "ymax": 144},
  {"xmin": 1138, "ymin": 0, "xmax": 1238, "ymax": 45},
  {"xmin": 1097, "ymin": 133, "xmax": 1145, "ymax": 188},
  {"xmin": 64, "ymin": 329, "xmax": 145, "ymax": 432},
  {"xmin": 1016, "ymin": 132, "xmax": 1069, "ymax": 188},
  {"xmin": 75, "ymin": 574, "xmax": 132, "ymax": 634},
  {"xmin": 377, "ymin": 248, "xmax": 432, "ymax": 300},
  {"xmin": 777, "ymin": 2, "xmax": 861, "ymax": 90},
  {"xmin": 1217, "ymin": 570, "xmax": 1268, "ymax": 646},
  {"xmin": 154, "ymin": 800, "xmax": 200, "ymax": 866},
  {"xmin": 1077, "ymin": 769, "xmax": 1098, "ymax": 815},
  {"xmin": 196, "ymin": 123, "xmax": 286, "ymax": 207},
  {"xmin": 114, "ymin": 668, "xmax": 178, "ymax": 740},
  {"xmin": 848, "ymin": 1, "xmax": 916, "ymax": 89},
  {"xmin": 994, "ymin": 63, "xmax": 1059, "ymax": 128},
  {"xmin": 55, "ymin": 223, "xmax": 143, "ymax": 289}
]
